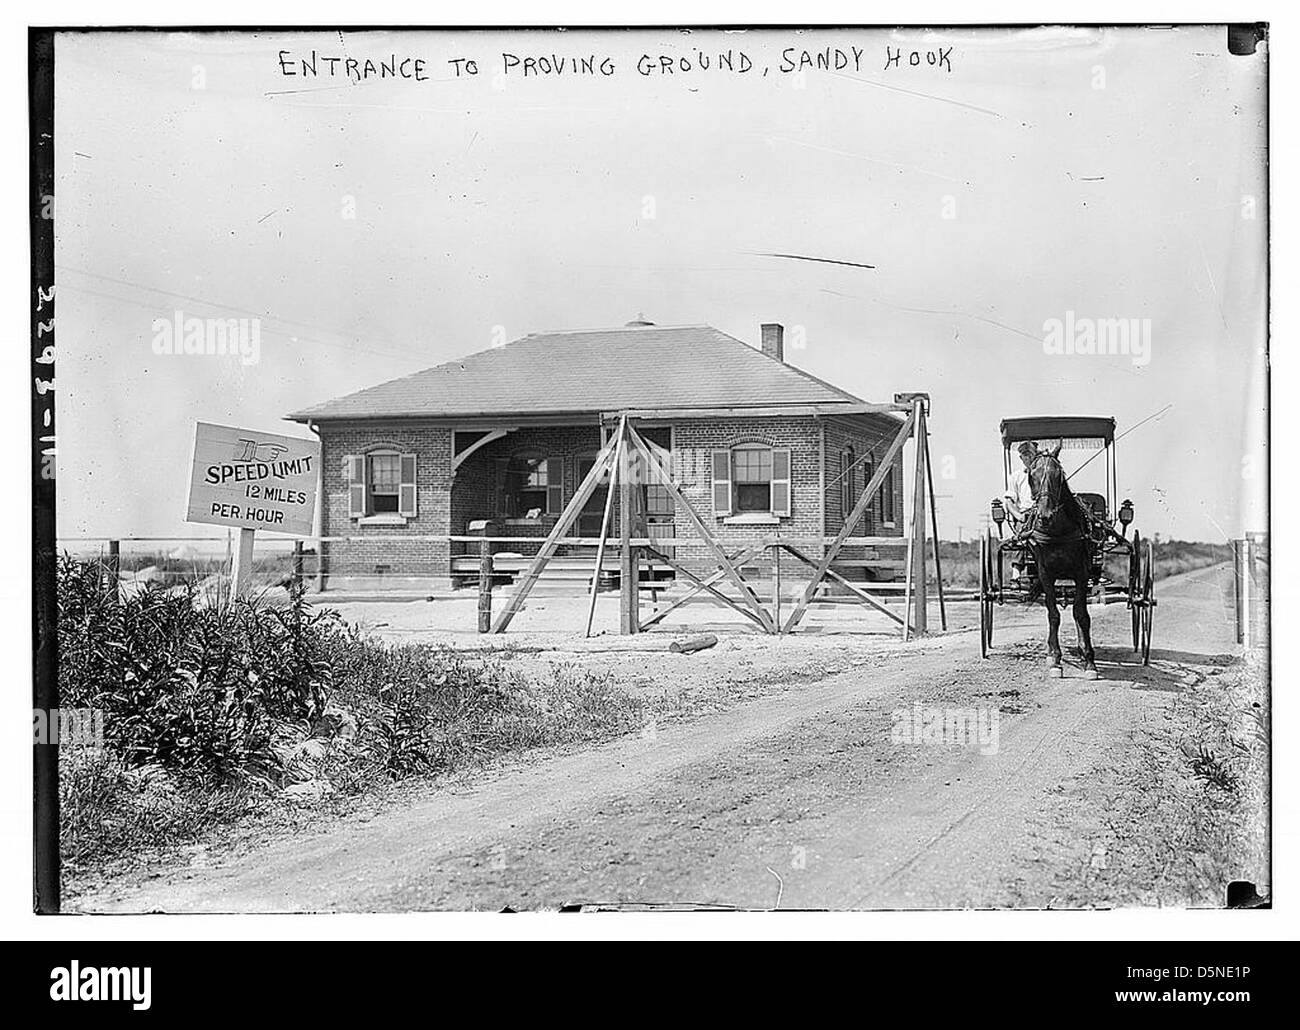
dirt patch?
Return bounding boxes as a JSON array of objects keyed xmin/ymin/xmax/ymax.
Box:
[
  {"xmin": 1007, "ymin": 650, "xmax": 1268, "ymax": 909},
  {"xmin": 71, "ymin": 565, "xmax": 1262, "ymax": 914}
]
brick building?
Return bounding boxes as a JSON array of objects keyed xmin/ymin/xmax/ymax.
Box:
[{"xmin": 288, "ymin": 320, "xmax": 905, "ymax": 591}]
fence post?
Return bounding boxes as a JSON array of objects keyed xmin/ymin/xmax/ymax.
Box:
[
  {"xmin": 291, "ymin": 540, "xmax": 303, "ymax": 591},
  {"xmin": 771, "ymin": 542, "xmax": 782, "ymax": 633},
  {"xmin": 315, "ymin": 538, "xmax": 327, "ymax": 593},
  {"xmin": 105, "ymin": 539, "xmax": 120, "ymax": 599},
  {"xmin": 1241, "ymin": 537, "xmax": 1252, "ymax": 648},
  {"xmin": 1233, "ymin": 539, "xmax": 1244, "ymax": 644},
  {"xmin": 908, "ymin": 400, "xmax": 929, "ymax": 636},
  {"xmin": 619, "ymin": 433, "xmax": 640, "ymax": 635},
  {"xmin": 230, "ymin": 528, "xmax": 256, "ymax": 601},
  {"xmin": 472, "ymin": 519, "xmax": 495, "ymax": 633}
]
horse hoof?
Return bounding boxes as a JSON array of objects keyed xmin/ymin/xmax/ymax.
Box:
[
  {"xmin": 1047, "ymin": 666, "xmax": 1063, "ymax": 679},
  {"xmin": 1083, "ymin": 668, "xmax": 1099, "ymax": 681}
]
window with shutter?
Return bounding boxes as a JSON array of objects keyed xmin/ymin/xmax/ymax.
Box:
[
  {"xmin": 368, "ymin": 453, "xmax": 401, "ymax": 513},
  {"xmin": 731, "ymin": 446, "xmax": 772, "ymax": 513}
]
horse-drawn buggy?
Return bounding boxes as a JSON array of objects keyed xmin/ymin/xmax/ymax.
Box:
[{"xmin": 978, "ymin": 416, "xmax": 1156, "ymax": 674}]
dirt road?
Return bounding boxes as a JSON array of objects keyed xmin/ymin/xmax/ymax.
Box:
[{"xmin": 79, "ymin": 562, "xmax": 1252, "ymax": 912}]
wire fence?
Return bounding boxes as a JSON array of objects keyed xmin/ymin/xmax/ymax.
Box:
[{"xmin": 56, "ymin": 531, "xmax": 938, "ymax": 597}]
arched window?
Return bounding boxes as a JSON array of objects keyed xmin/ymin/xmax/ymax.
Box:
[
  {"xmin": 345, "ymin": 449, "xmax": 418, "ymax": 519},
  {"xmin": 710, "ymin": 443, "xmax": 791, "ymax": 517},
  {"xmin": 368, "ymin": 451, "xmax": 402, "ymax": 514}
]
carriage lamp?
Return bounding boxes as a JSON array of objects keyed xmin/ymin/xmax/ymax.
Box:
[
  {"xmin": 990, "ymin": 498, "xmax": 1006, "ymax": 535},
  {"xmin": 1118, "ymin": 498, "xmax": 1134, "ymax": 535}
]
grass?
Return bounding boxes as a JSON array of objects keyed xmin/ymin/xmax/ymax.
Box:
[
  {"xmin": 57, "ymin": 554, "xmax": 650, "ymax": 881},
  {"xmin": 61, "ymin": 749, "xmax": 262, "ymax": 876},
  {"xmin": 1022, "ymin": 653, "xmax": 1269, "ymax": 908}
]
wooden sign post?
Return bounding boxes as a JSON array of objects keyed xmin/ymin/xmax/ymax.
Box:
[
  {"xmin": 231, "ymin": 526, "xmax": 256, "ymax": 599},
  {"xmin": 185, "ymin": 422, "xmax": 321, "ymax": 601}
]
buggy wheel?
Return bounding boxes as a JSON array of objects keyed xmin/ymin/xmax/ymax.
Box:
[
  {"xmin": 1128, "ymin": 529, "xmax": 1142, "ymax": 652},
  {"xmin": 1140, "ymin": 539, "xmax": 1155, "ymax": 665},
  {"xmin": 979, "ymin": 532, "xmax": 994, "ymax": 658}
]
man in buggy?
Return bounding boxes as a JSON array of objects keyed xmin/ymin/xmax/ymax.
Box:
[{"xmin": 1002, "ymin": 440, "xmax": 1040, "ymax": 538}]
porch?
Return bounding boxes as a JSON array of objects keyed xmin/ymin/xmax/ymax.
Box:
[{"xmin": 448, "ymin": 423, "xmax": 677, "ymax": 588}]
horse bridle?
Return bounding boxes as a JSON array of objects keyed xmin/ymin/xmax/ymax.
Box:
[{"xmin": 1029, "ymin": 453, "xmax": 1067, "ymax": 523}]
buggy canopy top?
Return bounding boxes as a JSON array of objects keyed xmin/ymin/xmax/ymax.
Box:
[{"xmin": 1000, "ymin": 416, "xmax": 1116, "ymax": 449}]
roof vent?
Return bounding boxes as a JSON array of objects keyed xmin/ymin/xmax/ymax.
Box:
[{"xmin": 624, "ymin": 313, "xmax": 655, "ymax": 327}]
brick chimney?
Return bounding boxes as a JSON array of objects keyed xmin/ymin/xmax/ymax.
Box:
[{"xmin": 761, "ymin": 323, "xmax": 784, "ymax": 363}]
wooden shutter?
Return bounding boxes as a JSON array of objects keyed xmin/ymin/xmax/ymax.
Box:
[
  {"xmin": 398, "ymin": 453, "xmax": 418, "ymax": 517},
  {"xmin": 346, "ymin": 454, "xmax": 367, "ymax": 518},
  {"xmin": 545, "ymin": 458, "xmax": 564, "ymax": 514},
  {"xmin": 863, "ymin": 460, "xmax": 875, "ymax": 529},
  {"xmin": 771, "ymin": 448, "xmax": 792, "ymax": 516},
  {"xmin": 711, "ymin": 449, "xmax": 732, "ymax": 516}
]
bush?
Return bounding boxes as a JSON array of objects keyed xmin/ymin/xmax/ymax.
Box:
[
  {"xmin": 58, "ymin": 555, "xmax": 333, "ymax": 781},
  {"xmin": 318, "ymin": 626, "xmax": 644, "ymax": 779},
  {"xmin": 56, "ymin": 555, "xmax": 648, "ymax": 880},
  {"xmin": 59, "ymin": 554, "xmax": 645, "ymax": 789}
]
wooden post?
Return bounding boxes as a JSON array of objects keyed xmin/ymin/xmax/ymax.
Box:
[
  {"xmin": 923, "ymin": 427, "xmax": 947, "ymax": 631},
  {"xmin": 105, "ymin": 539, "xmax": 120, "ymax": 600},
  {"xmin": 902, "ymin": 519, "xmax": 916, "ymax": 642},
  {"xmin": 230, "ymin": 527, "xmax": 255, "ymax": 601},
  {"xmin": 472, "ymin": 519, "xmax": 495, "ymax": 633},
  {"xmin": 619, "ymin": 423, "xmax": 640, "ymax": 635},
  {"xmin": 291, "ymin": 540, "xmax": 303, "ymax": 591},
  {"xmin": 771, "ymin": 543, "xmax": 782, "ymax": 633},
  {"xmin": 586, "ymin": 427, "xmax": 623, "ymax": 638},
  {"xmin": 1241, "ymin": 537, "xmax": 1252, "ymax": 648},
  {"xmin": 315, "ymin": 538, "xmax": 327, "ymax": 592},
  {"xmin": 909, "ymin": 400, "xmax": 929, "ymax": 637}
]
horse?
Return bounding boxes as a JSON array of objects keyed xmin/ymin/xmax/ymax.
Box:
[{"xmin": 1024, "ymin": 444, "xmax": 1098, "ymax": 679}]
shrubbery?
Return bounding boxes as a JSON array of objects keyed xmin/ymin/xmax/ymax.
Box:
[
  {"xmin": 58, "ymin": 555, "xmax": 331, "ymax": 780},
  {"xmin": 56, "ymin": 555, "xmax": 646, "ymax": 877}
]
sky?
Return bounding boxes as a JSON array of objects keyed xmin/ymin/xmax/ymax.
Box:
[{"xmin": 52, "ymin": 26, "xmax": 1267, "ymax": 544}]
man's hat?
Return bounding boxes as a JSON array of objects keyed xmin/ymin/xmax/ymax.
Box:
[{"xmin": 1017, "ymin": 441, "xmax": 1039, "ymax": 458}]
